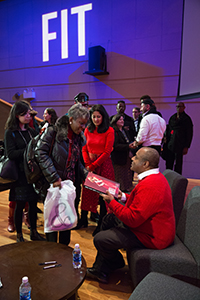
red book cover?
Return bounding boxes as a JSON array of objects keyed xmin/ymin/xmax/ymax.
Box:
[{"xmin": 84, "ymin": 172, "xmax": 120, "ymax": 198}]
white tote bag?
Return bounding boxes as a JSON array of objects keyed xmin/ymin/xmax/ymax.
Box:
[{"xmin": 44, "ymin": 180, "xmax": 77, "ymax": 233}]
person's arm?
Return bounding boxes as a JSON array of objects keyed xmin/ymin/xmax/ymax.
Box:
[
  {"xmin": 112, "ymin": 130, "xmax": 130, "ymax": 152},
  {"xmin": 88, "ymin": 127, "xmax": 115, "ymax": 171},
  {"xmin": 35, "ymin": 127, "xmax": 60, "ymax": 184},
  {"xmin": 185, "ymin": 116, "xmax": 193, "ymax": 149},
  {"xmin": 108, "ymin": 183, "xmax": 163, "ymax": 228},
  {"xmin": 4, "ymin": 130, "xmax": 24, "ymax": 160},
  {"xmin": 82, "ymin": 128, "xmax": 92, "ymax": 167},
  {"xmin": 134, "ymin": 117, "xmax": 149, "ymax": 146}
]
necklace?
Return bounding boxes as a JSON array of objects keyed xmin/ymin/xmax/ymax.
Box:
[{"xmin": 18, "ymin": 130, "xmax": 32, "ymax": 145}]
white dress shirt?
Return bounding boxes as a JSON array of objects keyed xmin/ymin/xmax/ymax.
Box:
[{"xmin": 136, "ymin": 114, "xmax": 166, "ymax": 146}]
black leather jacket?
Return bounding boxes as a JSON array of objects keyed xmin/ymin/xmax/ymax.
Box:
[{"xmin": 35, "ymin": 115, "xmax": 88, "ymax": 185}]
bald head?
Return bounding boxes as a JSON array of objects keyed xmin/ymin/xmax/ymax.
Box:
[
  {"xmin": 131, "ymin": 147, "xmax": 159, "ymax": 174},
  {"xmin": 140, "ymin": 147, "xmax": 160, "ymax": 168}
]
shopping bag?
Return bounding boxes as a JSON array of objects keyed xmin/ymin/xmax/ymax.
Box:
[
  {"xmin": 0, "ymin": 156, "xmax": 18, "ymax": 183},
  {"xmin": 44, "ymin": 180, "xmax": 77, "ymax": 233}
]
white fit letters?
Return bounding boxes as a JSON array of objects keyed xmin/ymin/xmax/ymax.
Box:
[{"xmin": 42, "ymin": 3, "xmax": 92, "ymax": 62}]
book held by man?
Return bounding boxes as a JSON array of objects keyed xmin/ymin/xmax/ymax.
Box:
[{"xmin": 84, "ymin": 172, "xmax": 120, "ymax": 198}]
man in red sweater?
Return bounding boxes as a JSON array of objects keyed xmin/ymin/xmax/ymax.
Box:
[{"xmin": 86, "ymin": 147, "xmax": 175, "ymax": 284}]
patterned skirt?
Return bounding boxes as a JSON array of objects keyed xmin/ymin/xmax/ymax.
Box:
[
  {"xmin": 81, "ymin": 157, "xmax": 115, "ymax": 213},
  {"xmin": 113, "ymin": 157, "xmax": 133, "ymax": 192}
]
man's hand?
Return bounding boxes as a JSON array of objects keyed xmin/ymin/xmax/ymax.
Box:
[
  {"xmin": 100, "ymin": 191, "xmax": 114, "ymax": 204},
  {"xmin": 53, "ymin": 178, "xmax": 62, "ymax": 188},
  {"xmin": 133, "ymin": 141, "xmax": 138, "ymax": 148},
  {"xmin": 118, "ymin": 190, "xmax": 122, "ymax": 200}
]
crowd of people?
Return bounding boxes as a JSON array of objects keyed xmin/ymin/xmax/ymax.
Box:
[{"xmin": 3, "ymin": 94, "xmax": 193, "ymax": 285}]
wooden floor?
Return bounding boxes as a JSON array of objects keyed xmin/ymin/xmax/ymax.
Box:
[{"xmin": 0, "ymin": 177, "xmax": 199, "ymax": 299}]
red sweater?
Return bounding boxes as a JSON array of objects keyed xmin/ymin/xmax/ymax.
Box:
[
  {"xmin": 109, "ymin": 173, "xmax": 176, "ymax": 250},
  {"xmin": 82, "ymin": 127, "xmax": 114, "ymax": 172}
]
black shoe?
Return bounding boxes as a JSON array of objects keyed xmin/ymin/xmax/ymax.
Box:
[
  {"xmin": 30, "ymin": 230, "xmax": 46, "ymax": 241},
  {"xmin": 86, "ymin": 267, "xmax": 108, "ymax": 284},
  {"xmin": 90, "ymin": 212, "xmax": 100, "ymax": 223},
  {"xmin": 36, "ymin": 207, "xmax": 43, "ymax": 214},
  {"xmin": 17, "ymin": 233, "xmax": 25, "ymax": 243},
  {"xmin": 73, "ymin": 218, "xmax": 88, "ymax": 230}
]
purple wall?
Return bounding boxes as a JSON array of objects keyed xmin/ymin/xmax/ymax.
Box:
[{"xmin": 0, "ymin": 0, "xmax": 199, "ymax": 178}]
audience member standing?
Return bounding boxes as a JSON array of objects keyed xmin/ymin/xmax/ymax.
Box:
[
  {"xmin": 35, "ymin": 103, "xmax": 89, "ymax": 245},
  {"xmin": 110, "ymin": 101, "xmax": 136, "ymax": 142},
  {"xmin": 79, "ymin": 105, "xmax": 115, "ymax": 236},
  {"xmin": 7, "ymin": 105, "xmax": 39, "ymax": 233},
  {"xmin": 165, "ymin": 102, "xmax": 193, "ymax": 174},
  {"xmin": 73, "ymin": 93, "xmax": 92, "ymax": 222},
  {"xmin": 40, "ymin": 108, "xmax": 58, "ymax": 132},
  {"xmin": 4, "ymin": 100, "xmax": 45, "ymax": 242},
  {"xmin": 110, "ymin": 114, "xmax": 134, "ymax": 192},
  {"xmin": 140, "ymin": 95, "xmax": 162, "ymax": 117},
  {"xmin": 133, "ymin": 98, "xmax": 166, "ymax": 154},
  {"xmin": 132, "ymin": 107, "xmax": 141, "ymax": 135}
]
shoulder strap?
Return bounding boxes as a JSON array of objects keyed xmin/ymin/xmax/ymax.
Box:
[{"xmin": 49, "ymin": 131, "xmax": 56, "ymax": 156}]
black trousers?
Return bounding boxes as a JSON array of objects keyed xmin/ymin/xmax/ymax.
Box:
[
  {"xmin": 15, "ymin": 200, "xmax": 37, "ymax": 233},
  {"xmin": 92, "ymin": 214, "xmax": 146, "ymax": 274},
  {"xmin": 166, "ymin": 149, "xmax": 183, "ymax": 175},
  {"xmin": 46, "ymin": 230, "xmax": 71, "ymax": 246}
]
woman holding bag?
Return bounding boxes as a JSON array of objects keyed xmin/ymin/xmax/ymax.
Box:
[
  {"xmin": 4, "ymin": 100, "xmax": 45, "ymax": 242},
  {"xmin": 35, "ymin": 103, "xmax": 89, "ymax": 245}
]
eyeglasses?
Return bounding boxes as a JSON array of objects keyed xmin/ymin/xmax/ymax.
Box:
[{"xmin": 19, "ymin": 110, "xmax": 31, "ymax": 117}]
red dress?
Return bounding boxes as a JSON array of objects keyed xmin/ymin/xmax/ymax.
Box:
[{"xmin": 81, "ymin": 127, "xmax": 115, "ymax": 213}]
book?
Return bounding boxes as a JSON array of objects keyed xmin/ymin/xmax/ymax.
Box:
[{"xmin": 84, "ymin": 172, "xmax": 120, "ymax": 198}]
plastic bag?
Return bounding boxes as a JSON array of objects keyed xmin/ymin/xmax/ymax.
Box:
[{"xmin": 44, "ymin": 180, "xmax": 77, "ymax": 233}]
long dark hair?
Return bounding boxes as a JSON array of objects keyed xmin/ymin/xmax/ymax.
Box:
[
  {"xmin": 45, "ymin": 108, "xmax": 58, "ymax": 125},
  {"xmin": 5, "ymin": 100, "xmax": 30, "ymax": 130},
  {"xmin": 87, "ymin": 104, "xmax": 110, "ymax": 133},
  {"xmin": 110, "ymin": 113, "xmax": 123, "ymax": 131}
]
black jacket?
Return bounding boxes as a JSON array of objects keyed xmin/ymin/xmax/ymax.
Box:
[
  {"xmin": 35, "ymin": 115, "xmax": 87, "ymax": 186},
  {"xmin": 111, "ymin": 128, "xmax": 130, "ymax": 165},
  {"xmin": 110, "ymin": 113, "xmax": 136, "ymax": 142},
  {"xmin": 167, "ymin": 111, "xmax": 193, "ymax": 153}
]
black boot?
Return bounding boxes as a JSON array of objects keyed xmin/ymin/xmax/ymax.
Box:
[
  {"xmin": 17, "ymin": 233, "xmax": 24, "ymax": 243},
  {"xmin": 30, "ymin": 229, "xmax": 46, "ymax": 241},
  {"xmin": 74, "ymin": 210, "xmax": 88, "ymax": 229},
  {"xmin": 90, "ymin": 212, "xmax": 100, "ymax": 223},
  {"xmin": 92, "ymin": 196, "xmax": 107, "ymax": 236}
]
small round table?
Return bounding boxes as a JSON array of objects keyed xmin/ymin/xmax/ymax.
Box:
[{"xmin": 0, "ymin": 241, "xmax": 86, "ymax": 299}]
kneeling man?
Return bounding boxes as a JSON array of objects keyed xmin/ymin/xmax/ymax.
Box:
[{"xmin": 87, "ymin": 147, "xmax": 175, "ymax": 283}]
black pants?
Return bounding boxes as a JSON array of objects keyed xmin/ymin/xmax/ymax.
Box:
[
  {"xmin": 166, "ymin": 149, "xmax": 183, "ymax": 175},
  {"xmin": 46, "ymin": 230, "xmax": 71, "ymax": 246},
  {"xmin": 92, "ymin": 214, "xmax": 146, "ymax": 274},
  {"xmin": 15, "ymin": 200, "xmax": 37, "ymax": 233}
]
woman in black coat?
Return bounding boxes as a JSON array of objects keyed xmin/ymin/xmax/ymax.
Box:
[
  {"xmin": 4, "ymin": 100, "xmax": 45, "ymax": 242},
  {"xmin": 110, "ymin": 114, "xmax": 134, "ymax": 192},
  {"xmin": 35, "ymin": 103, "xmax": 89, "ymax": 245}
]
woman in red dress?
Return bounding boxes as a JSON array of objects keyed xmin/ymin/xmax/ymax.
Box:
[{"xmin": 78, "ymin": 104, "xmax": 115, "ymax": 235}]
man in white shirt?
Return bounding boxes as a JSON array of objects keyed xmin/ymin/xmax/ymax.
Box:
[
  {"xmin": 132, "ymin": 107, "xmax": 141, "ymax": 135},
  {"xmin": 133, "ymin": 98, "xmax": 166, "ymax": 154}
]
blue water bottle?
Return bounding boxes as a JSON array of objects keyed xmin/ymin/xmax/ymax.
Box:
[
  {"xmin": 19, "ymin": 276, "xmax": 31, "ymax": 300},
  {"xmin": 72, "ymin": 243, "xmax": 82, "ymax": 269}
]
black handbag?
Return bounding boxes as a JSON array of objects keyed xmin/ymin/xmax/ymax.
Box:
[{"xmin": 0, "ymin": 156, "xmax": 18, "ymax": 183}]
